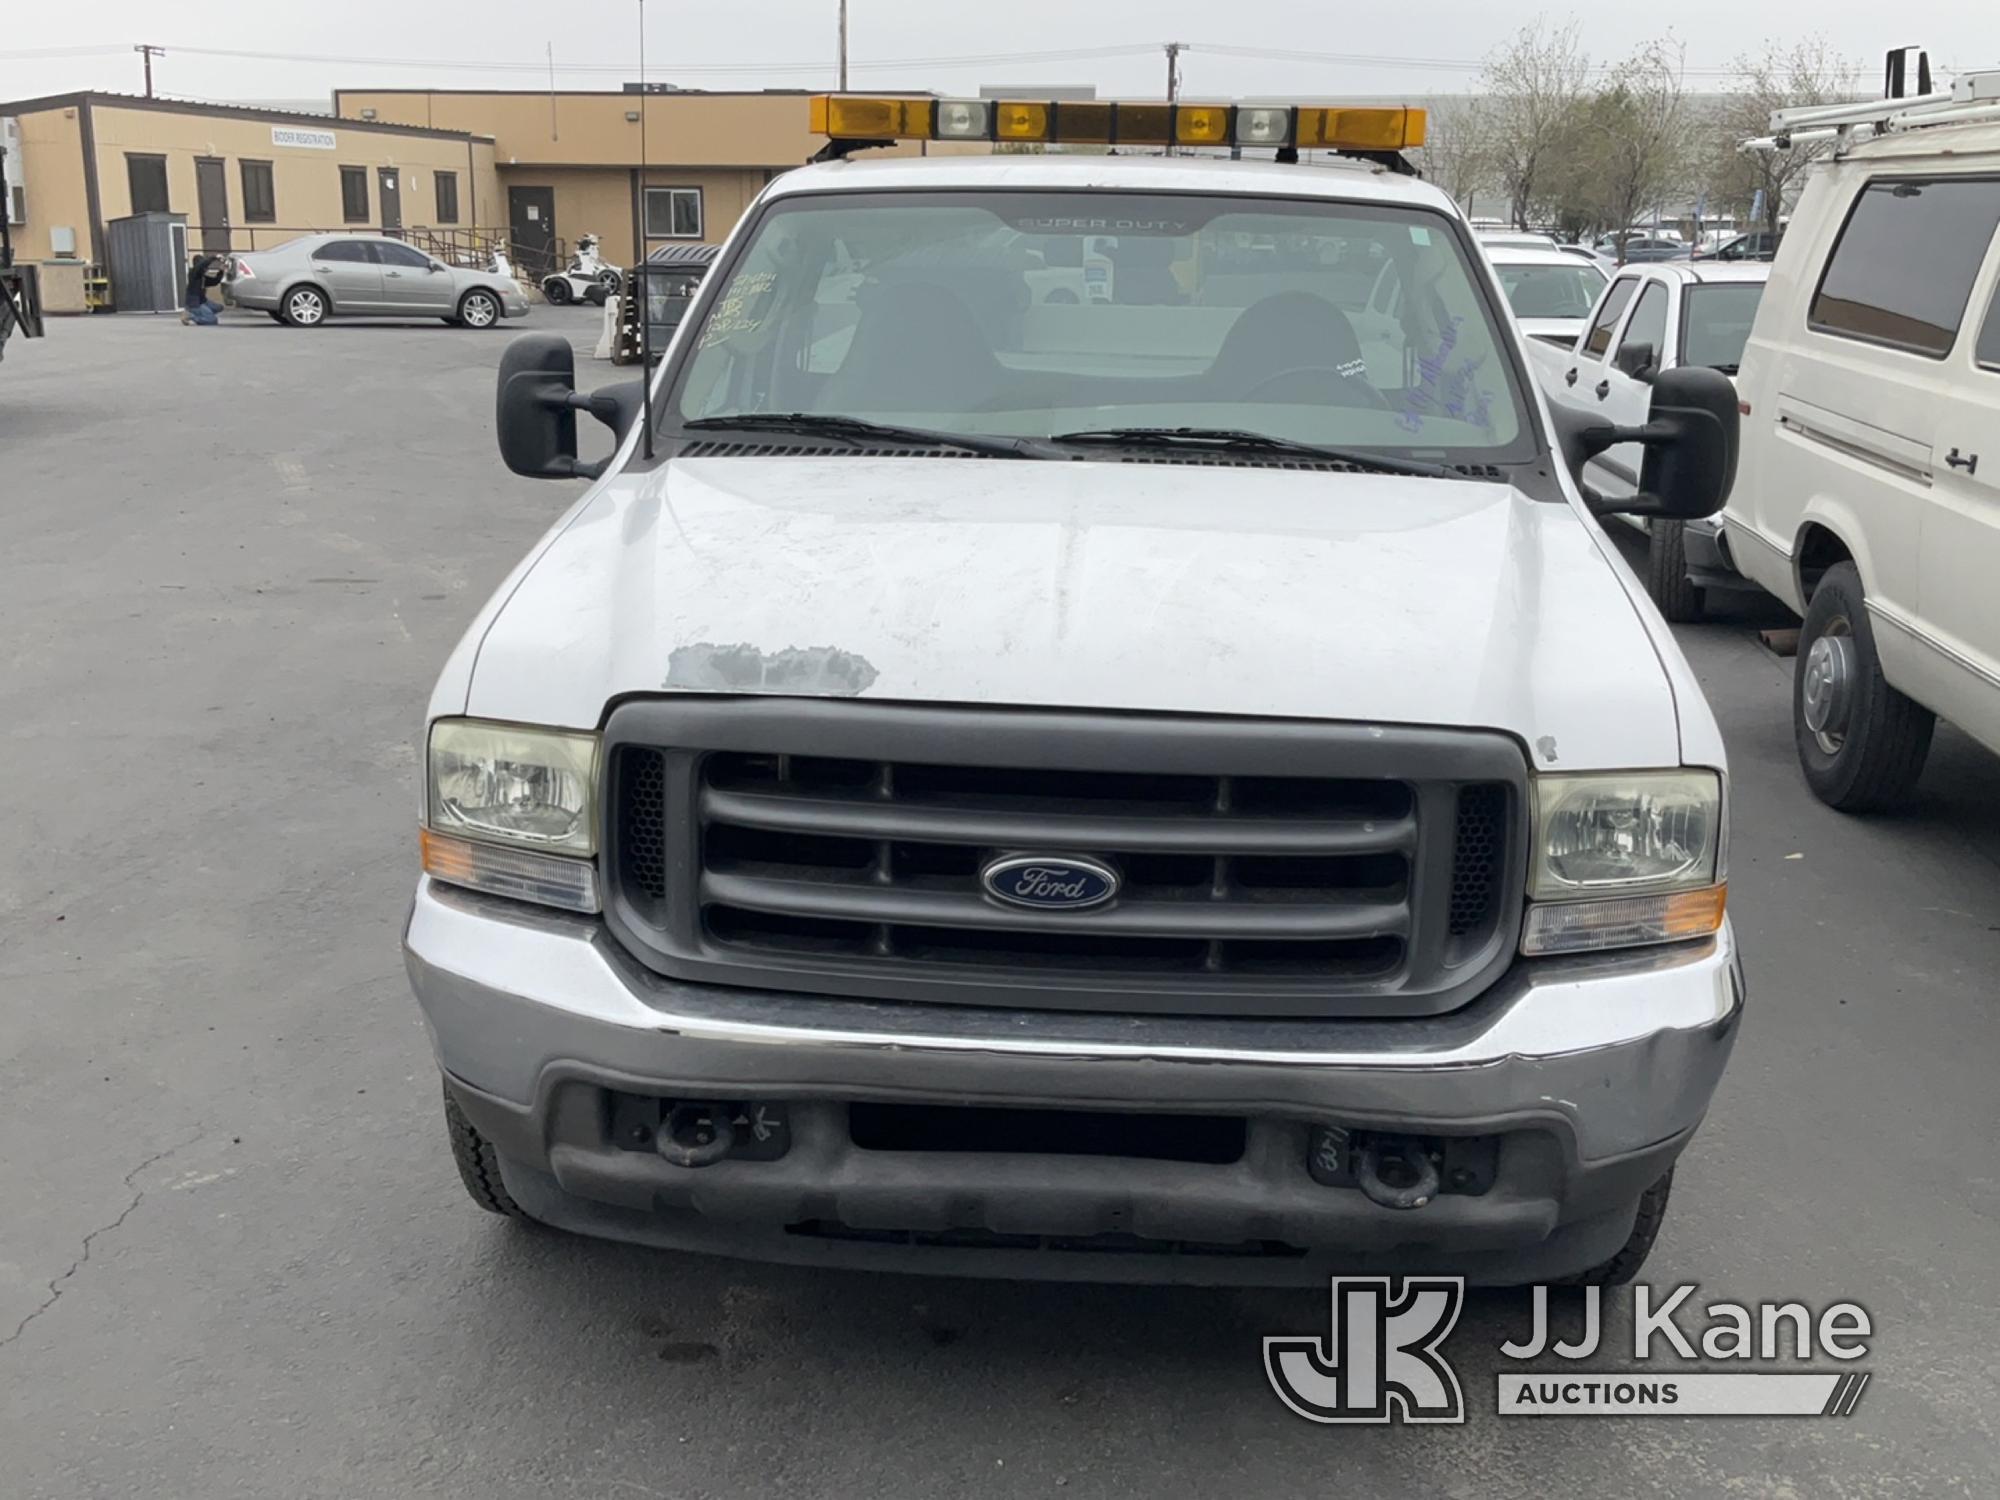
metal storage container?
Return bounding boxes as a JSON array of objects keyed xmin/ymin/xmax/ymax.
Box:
[{"xmin": 106, "ymin": 211, "xmax": 189, "ymax": 314}]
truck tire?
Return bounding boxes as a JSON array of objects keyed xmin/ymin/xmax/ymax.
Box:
[
  {"xmin": 443, "ymin": 1085, "xmax": 530, "ymax": 1219},
  {"xmin": 1645, "ymin": 520, "xmax": 1705, "ymax": 623},
  {"xmin": 1560, "ymin": 1169, "xmax": 1672, "ymax": 1286},
  {"xmin": 1794, "ymin": 561, "xmax": 1933, "ymax": 811}
]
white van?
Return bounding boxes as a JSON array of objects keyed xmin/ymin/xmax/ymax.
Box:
[{"xmin": 1728, "ymin": 75, "xmax": 2000, "ymax": 810}]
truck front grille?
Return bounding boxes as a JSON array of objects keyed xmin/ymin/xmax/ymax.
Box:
[{"xmin": 602, "ymin": 700, "xmax": 1526, "ymax": 1018}]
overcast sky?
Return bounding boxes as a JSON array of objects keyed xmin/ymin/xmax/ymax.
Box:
[{"xmin": 0, "ymin": 1, "xmax": 1985, "ymax": 107}]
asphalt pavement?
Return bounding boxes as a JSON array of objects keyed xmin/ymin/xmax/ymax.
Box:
[{"xmin": 2, "ymin": 308, "xmax": 1997, "ymax": 1498}]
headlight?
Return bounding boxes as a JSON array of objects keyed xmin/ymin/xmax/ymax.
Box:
[
  {"xmin": 422, "ymin": 720, "xmax": 600, "ymax": 914},
  {"xmin": 427, "ymin": 719, "xmax": 597, "ymax": 853},
  {"xmin": 1522, "ymin": 770, "xmax": 1724, "ymax": 955}
]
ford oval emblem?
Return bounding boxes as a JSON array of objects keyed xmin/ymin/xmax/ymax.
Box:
[{"xmin": 979, "ymin": 853, "xmax": 1121, "ymax": 911}]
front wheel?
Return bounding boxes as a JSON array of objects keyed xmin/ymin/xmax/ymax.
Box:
[
  {"xmin": 280, "ymin": 285, "xmax": 328, "ymax": 327},
  {"xmin": 1794, "ymin": 561, "xmax": 1934, "ymax": 810},
  {"xmin": 457, "ymin": 288, "xmax": 502, "ymax": 329},
  {"xmin": 1645, "ymin": 520, "xmax": 1705, "ymax": 622},
  {"xmin": 1560, "ymin": 1170, "xmax": 1672, "ymax": 1286},
  {"xmin": 443, "ymin": 1085, "xmax": 530, "ymax": 1219},
  {"xmin": 542, "ymin": 276, "xmax": 573, "ymax": 306}
]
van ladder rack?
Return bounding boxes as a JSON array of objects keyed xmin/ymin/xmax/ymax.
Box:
[{"xmin": 1744, "ymin": 48, "xmax": 2000, "ymax": 155}]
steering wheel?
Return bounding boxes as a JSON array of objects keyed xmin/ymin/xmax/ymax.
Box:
[{"xmin": 1240, "ymin": 365, "xmax": 1391, "ymax": 410}]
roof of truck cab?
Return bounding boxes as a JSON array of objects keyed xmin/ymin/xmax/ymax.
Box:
[
  {"xmin": 764, "ymin": 152, "xmax": 1459, "ymax": 212},
  {"xmin": 1614, "ymin": 262, "xmax": 1771, "ymax": 287}
]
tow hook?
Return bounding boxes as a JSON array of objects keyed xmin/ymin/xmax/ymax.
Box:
[
  {"xmin": 657, "ymin": 1102, "xmax": 736, "ymax": 1168},
  {"xmin": 1354, "ymin": 1136, "xmax": 1441, "ymax": 1210}
]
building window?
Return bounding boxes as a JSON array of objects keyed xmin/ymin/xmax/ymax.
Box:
[
  {"xmin": 240, "ymin": 160, "xmax": 276, "ymax": 223},
  {"xmin": 1809, "ymin": 176, "xmax": 2000, "ymax": 359},
  {"xmin": 339, "ymin": 165, "xmax": 369, "ymax": 223},
  {"xmin": 126, "ymin": 154, "xmax": 170, "ymax": 215},
  {"xmin": 644, "ymin": 186, "xmax": 703, "ymax": 239},
  {"xmin": 434, "ymin": 170, "xmax": 460, "ymax": 225}
]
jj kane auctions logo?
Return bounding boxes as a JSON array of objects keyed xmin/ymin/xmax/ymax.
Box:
[{"xmin": 1267, "ymin": 1278, "xmax": 1874, "ymax": 1422}]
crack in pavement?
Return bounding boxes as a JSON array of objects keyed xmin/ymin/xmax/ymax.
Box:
[{"xmin": 1, "ymin": 1130, "xmax": 204, "ymax": 1354}]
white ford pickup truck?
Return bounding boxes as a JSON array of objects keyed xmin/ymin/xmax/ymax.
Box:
[{"xmin": 404, "ymin": 97, "xmax": 1745, "ymax": 1287}]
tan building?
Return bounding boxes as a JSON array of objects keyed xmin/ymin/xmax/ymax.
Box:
[
  {"xmin": 332, "ymin": 88, "xmax": 937, "ymax": 272},
  {"xmin": 0, "ymin": 91, "xmax": 499, "ymax": 269}
]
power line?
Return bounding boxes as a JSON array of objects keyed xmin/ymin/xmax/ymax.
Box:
[
  {"xmin": 1191, "ymin": 41, "xmax": 1878, "ymax": 81},
  {"xmin": 74, "ymin": 40, "xmax": 1157, "ymax": 78}
]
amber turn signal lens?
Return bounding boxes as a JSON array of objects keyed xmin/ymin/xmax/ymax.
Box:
[{"xmin": 1520, "ymin": 884, "xmax": 1726, "ymax": 956}]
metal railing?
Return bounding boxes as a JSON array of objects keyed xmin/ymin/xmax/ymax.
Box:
[{"xmin": 204, "ymin": 224, "xmax": 518, "ymax": 267}]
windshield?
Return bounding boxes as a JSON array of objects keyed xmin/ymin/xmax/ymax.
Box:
[
  {"xmin": 1494, "ymin": 263, "xmax": 1605, "ymax": 322},
  {"xmin": 1681, "ymin": 283, "xmax": 1766, "ymax": 371},
  {"xmin": 669, "ymin": 190, "xmax": 1534, "ymax": 462}
]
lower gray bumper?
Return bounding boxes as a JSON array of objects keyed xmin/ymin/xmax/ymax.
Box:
[{"xmin": 405, "ymin": 878, "xmax": 1743, "ymax": 1281}]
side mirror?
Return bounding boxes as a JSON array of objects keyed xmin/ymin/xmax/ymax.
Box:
[
  {"xmin": 1614, "ymin": 341, "xmax": 1656, "ymax": 380},
  {"xmin": 1557, "ymin": 365, "xmax": 1739, "ymax": 521},
  {"xmin": 496, "ymin": 332, "xmax": 647, "ymax": 481},
  {"xmin": 429, "ymin": 260, "xmax": 447, "ymax": 273}
]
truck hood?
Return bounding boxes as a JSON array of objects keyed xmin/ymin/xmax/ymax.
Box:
[{"xmin": 467, "ymin": 456, "xmax": 1682, "ymax": 769}]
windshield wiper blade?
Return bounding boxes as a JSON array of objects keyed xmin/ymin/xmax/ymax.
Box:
[
  {"xmin": 1047, "ymin": 426, "xmax": 1451, "ymax": 478},
  {"xmin": 682, "ymin": 413, "xmax": 1054, "ymax": 459}
]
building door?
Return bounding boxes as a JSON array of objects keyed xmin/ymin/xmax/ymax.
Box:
[
  {"xmin": 378, "ymin": 168, "xmax": 403, "ymax": 232},
  {"xmin": 509, "ymin": 186, "xmax": 556, "ymax": 278},
  {"xmin": 194, "ymin": 157, "xmax": 230, "ymax": 254}
]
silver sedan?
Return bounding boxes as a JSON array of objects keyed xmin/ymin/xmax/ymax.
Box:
[{"xmin": 224, "ymin": 234, "xmax": 529, "ymax": 328}]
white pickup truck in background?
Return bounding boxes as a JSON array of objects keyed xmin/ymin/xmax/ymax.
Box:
[{"xmin": 1526, "ymin": 262, "xmax": 1771, "ymax": 619}]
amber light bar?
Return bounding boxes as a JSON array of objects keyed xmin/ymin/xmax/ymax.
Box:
[{"xmin": 809, "ymin": 96, "xmax": 1426, "ymax": 152}]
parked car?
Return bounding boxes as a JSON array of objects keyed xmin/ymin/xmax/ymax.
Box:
[
  {"xmin": 225, "ymin": 233, "xmax": 529, "ymax": 328},
  {"xmin": 1595, "ymin": 235, "xmax": 1690, "ymax": 265},
  {"xmin": 407, "ymin": 113, "xmax": 1746, "ymax": 1290},
  {"xmin": 1700, "ymin": 230, "xmax": 1782, "ymax": 263},
  {"xmin": 1726, "ymin": 84, "xmax": 2000, "ymax": 810},
  {"xmin": 1485, "ymin": 244, "xmax": 1610, "ymax": 348},
  {"xmin": 1530, "ymin": 262, "xmax": 1771, "ymax": 619}
]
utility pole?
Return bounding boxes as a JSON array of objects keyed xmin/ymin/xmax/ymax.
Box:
[
  {"xmin": 547, "ymin": 42, "xmax": 558, "ymax": 141},
  {"xmin": 837, "ymin": 0, "xmax": 849, "ymax": 91},
  {"xmin": 134, "ymin": 44, "xmax": 164, "ymax": 99}
]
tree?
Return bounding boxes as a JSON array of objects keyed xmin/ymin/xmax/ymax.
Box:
[
  {"xmin": 1709, "ymin": 38, "xmax": 1855, "ymax": 237},
  {"xmin": 1578, "ymin": 38, "xmax": 1696, "ymax": 262},
  {"xmin": 1418, "ymin": 98, "xmax": 1493, "ymax": 216},
  {"xmin": 1481, "ymin": 19, "xmax": 1592, "ymax": 229}
]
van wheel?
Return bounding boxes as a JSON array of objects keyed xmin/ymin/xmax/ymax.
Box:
[
  {"xmin": 457, "ymin": 288, "xmax": 502, "ymax": 328},
  {"xmin": 1795, "ymin": 562, "xmax": 1933, "ymax": 810},
  {"xmin": 443, "ymin": 1085, "xmax": 529, "ymax": 1219},
  {"xmin": 1559, "ymin": 1170, "xmax": 1672, "ymax": 1286},
  {"xmin": 281, "ymin": 285, "xmax": 328, "ymax": 327},
  {"xmin": 1645, "ymin": 520, "xmax": 1705, "ymax": 622}
]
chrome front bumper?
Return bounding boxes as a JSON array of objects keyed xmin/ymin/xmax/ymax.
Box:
[{"xmin": 404, "ymin": 878, "xmax": 1743, "ymax": 1280}]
